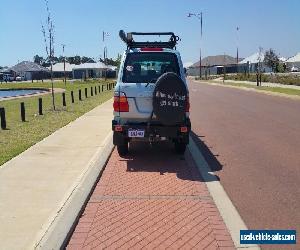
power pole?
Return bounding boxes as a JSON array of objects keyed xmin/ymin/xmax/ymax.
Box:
[
  {"xmin": 61, "ymin": 44, "xmax": 66, "ymax": 85},
  {"xmin": 102, "ymin": 31, "xmax": 109, "ymax": 81}
]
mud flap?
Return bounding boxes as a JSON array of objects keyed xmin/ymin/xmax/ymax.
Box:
[{"xmin": 113, "ymin": 132, "xmax": 127, "ymax": 146}]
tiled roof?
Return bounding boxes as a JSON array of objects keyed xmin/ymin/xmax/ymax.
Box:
[
  {"xmin": 286, "ymin": 53, "xmax": 300, "ymax": 63},
  {"xmin": 192, "ymin": 55, "xmax": 238, "ymax": 67},
  {"xmin": 9, "ymin": 61, "xmax": 49, "ymax": 72}
]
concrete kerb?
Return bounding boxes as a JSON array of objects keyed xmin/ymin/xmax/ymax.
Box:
[
  {"xmin": 34, "ymin": 132, "xmax": 114, "ymax": 250},
  {"xmin": 188, "ymin": 136, "xmax": 260, "ymax": 250}
]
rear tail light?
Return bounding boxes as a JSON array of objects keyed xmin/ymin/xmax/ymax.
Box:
[
  {"xmin": 185, "ymin": 96, "xmax": 190, "ymax": 112},
  {"xmin": 180, "ymin": 126, "xmax": 188, "ymax": 133},
  {"xmin": 114, "ymin": 125, "xmax": 123, "ymax": 132},
  {"xmin": 113, "ymin": 91, "xmax": 129, "ymax": 112}
]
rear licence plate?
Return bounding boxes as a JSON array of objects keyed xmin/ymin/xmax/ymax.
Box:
[{"xmin": 128, "ymin": 129, "xmax": 145, "ymax": 138}]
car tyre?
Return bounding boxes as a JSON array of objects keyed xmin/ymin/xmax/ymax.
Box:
[{"xmin": 174, "ymin": 141, "xmax": 186, "ymax": 155}]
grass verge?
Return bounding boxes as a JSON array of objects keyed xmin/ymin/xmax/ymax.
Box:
[
  {"xmin": 0, "ymin": 80, "xmax": 114, "ymax": 166},
  {"xmin": 203, "ymin": 80, "xmax": 300, "ymax": 96},
  {"xmin": 225, "ymin": 73, "xmax": 300, "ymax": 86}
]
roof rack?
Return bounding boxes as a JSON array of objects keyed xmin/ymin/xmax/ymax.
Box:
[{"xmin": 119, "ymin": 30, "xmax": 180, "ymax": 49}]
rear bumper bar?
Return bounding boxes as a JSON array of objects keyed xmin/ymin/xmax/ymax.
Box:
[{"xmin": 112, "ymin": 119, "xmax": 191, "ymax": 145}]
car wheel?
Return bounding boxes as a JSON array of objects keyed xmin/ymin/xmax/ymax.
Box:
[
  {"xmin": 174, "ymin": 141, "xmax": 186, "ymax": 155},
  {"xmin": 117, "ymin": 143, "xmax": 128, "ymax": 156}
]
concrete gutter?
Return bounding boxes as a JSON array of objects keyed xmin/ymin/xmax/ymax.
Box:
[{"xmin": 188, "ymin": 137, "xmax": 260, "ymax": 250}]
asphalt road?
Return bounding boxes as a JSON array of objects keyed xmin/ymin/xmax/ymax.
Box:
[{"xmin": 189, "ymin": 80, "xmax": 300, "ymax": 250}]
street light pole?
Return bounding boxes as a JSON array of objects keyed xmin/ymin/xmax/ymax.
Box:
[
  {"xmin": 236, "ymin": 27, "xmax": 239, "ymax": 73},
  {"xmin": 188, "ymin": 12, "xmax": 203, "ymax": 79},
  {"xmin": 102, "ymin": 31, "xmax": 109, "ymax": 80}
]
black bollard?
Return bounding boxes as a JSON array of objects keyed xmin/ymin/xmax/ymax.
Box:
[
  {"xmin": 91, "ymin": 86, "xmax": 93, "ymax": 96},
  {"xmin": 107, "ymin": 84, "xmax": 108, "ymax": 90},
  {"xmin": 62, "ymin": 93, "xmax": 66, "ymax": 107},
  {"xmin": 98, "ymin": 85, "xmax": 101, "ymax": 93},
  {"xmin": 38, "ymin": 98, "xmax": 43, "ymax": 115},
  {"xmin": 20, "ymin": 102, "xmax": 26, "ymax": 122},
  {"xmin": 0, "ymin": 107, "xmax": 7, "ymax": 129},
  {"xmin": 71, "ymin": 91, "xmax": 74, "ymax": 103},
  {"xmin": 102, "ymin": 85, "xmax": 104, "ymax": 92},
  {"xmin": 85, "ymin": 88, "xmax": 88, "ymax": 98},
  {"xmin": 79, "ymin": 89, "xmax": 82, "ymax": 101},
  {"xmin": 95, "ymin": 86, "xmax": 97, "ymax": 95},
  {"xmin": 259, "ymin": 74, "xmax": 262, "ymax": 86}
]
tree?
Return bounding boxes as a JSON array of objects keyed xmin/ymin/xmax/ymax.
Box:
[
  {"xmin": 66, "ymin": 56, "xmax": 75, "ymax": 64},
  {"xmin": 100, "ymin": 55, "xmax": 121, "ymax": 67},
  {"xmin": 52, "ymin": 56, "xmax": 59, "ymax": 64},
  {"xmin": 58, "ymin": 56, "xmax": 65, "ymax": 63},
  {"xmin": 264, "ymin": 49, "xmax": 279, "ymax": 72},
  {"xmin": 42, "ymin": 0, "xmax": 56, "ymax": 110},
  {"xmin": 33, "ymin": 55, "xmax": 44, "ymax": 65},
  {"xmin": 81, "ymin": 56, "xmax": 95, "ymax": 64},
  {"xmin": 74, "ymin": 55, "xmax": 81, "ymax": 65},
  {"xmin": 115, "ymin": 53, "xmax": 122, "ymax": 68},
  {"xmin": 67, "ymin": 55, "xmax": 81, "ymax": 65}
]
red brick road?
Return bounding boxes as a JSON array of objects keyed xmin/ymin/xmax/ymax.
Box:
[{"xmin": 67, "ymin": 142, "xmax": 234, "ymax": 249}]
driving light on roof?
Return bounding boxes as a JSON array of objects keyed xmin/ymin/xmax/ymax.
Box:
[{"xmin": 140, "ymin": 47, "xmax": 163, "ymax": 51}]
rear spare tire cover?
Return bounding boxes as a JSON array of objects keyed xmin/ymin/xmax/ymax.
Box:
[{"xmin": 153, "ymin": 72, "xmax": 188, "ymax": 125}]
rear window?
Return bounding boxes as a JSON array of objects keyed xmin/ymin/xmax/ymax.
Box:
[{"xmin": 122, "ymin": 52, "xmax": 180, "ymax": 83}]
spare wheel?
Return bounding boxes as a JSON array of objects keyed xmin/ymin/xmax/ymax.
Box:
[{"xmin": 153, "ymin": 72, "xmax": 188, "ymax": 126}]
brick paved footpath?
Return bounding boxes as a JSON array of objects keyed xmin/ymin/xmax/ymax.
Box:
[{"xmin": 67, "ymin": 142, "xmax": 235, "ymax": 250}]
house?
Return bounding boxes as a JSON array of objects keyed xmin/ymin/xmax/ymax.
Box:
[
  {"xmin": 188, "ymin": 55, "xmax": 240, "ymax": 76},
  {"xmin": 239, "ymin": 52, "xmax": 272, "ymax": 73},
  {"xmin": 72, "ymin": 62, "xmax": 116, "ymax": 79},
  {"xmin": 0, "ymin": 67, "xmax": 10, "ymax": 81},
  {"xmin": 286, "ymin": 52, "xmax": 300, "ymax": 70},
  {"xmin": 9, "ymin": 61, "xmax": 50, "ymax": 80},
  {"xmin": 49, "ymin": 62, "xmax": 75, "ymax": 78}
]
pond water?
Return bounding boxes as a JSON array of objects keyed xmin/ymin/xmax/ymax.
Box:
[{"xmin": 0, "ymin": 89, "xmax": 47, "ymax": 99}]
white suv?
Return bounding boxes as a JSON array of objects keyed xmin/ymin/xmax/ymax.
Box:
[{"xmin": 112, "ymin": 31, "xmax": 191, "ymax": 156}]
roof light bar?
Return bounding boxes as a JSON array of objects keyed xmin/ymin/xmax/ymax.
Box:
[
  {"xmin": 140, "ymin": 47, "xmax": 163, "ymax": 52},
  {"xmin": 119, "ymin": 30, "xmax": 180, "ymax": 49}
]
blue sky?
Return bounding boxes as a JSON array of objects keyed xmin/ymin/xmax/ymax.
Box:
[{"xmin": 0, "ymin": 0, "xmax": 299, "ymax": 66}]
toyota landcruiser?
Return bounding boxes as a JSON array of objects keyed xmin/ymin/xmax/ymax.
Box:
[{"xmin": 112, "ymin": 30, "xmax": 191, "ymax": 156}]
